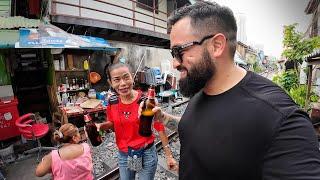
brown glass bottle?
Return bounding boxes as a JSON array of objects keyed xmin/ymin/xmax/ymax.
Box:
[
  {"xmin": 84, "ymin": 113, "xmax": 102, "ymax": 146},
  {"xmin": 139, "ymin": 85, "xmax": 156, "ymax": 137}
]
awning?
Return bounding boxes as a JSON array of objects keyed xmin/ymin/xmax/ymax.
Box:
[
  {"xmin": 15, "ymin": 24, "xmax": 119, "ymax": 53},
  {"xmin": 0, "ymin": 23, "xmax": 119, "ymax": 52}
]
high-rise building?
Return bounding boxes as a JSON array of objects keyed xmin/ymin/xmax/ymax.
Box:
[{"xmin": 236, "ymin": 13, "xmax": 247, "ymax": 43}]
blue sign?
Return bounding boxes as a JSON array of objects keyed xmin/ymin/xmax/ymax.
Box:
[
  {"xmin": 19, "ymin": 28, "xmax": 40, "ymax": 47},
  {"xmin": 19, "ymin": 28, "xmax": 67, "ymax": 47}
]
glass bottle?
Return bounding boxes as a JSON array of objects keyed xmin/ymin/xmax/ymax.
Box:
[
  {"xmin": 84, "ymin": 113, "xmax": 102, "ymax": 146},
  {"xmin": 65, "ymin": 76, "xmax": 69, "ymax": 90},
  {"xmin": 139, "ymin": 85, "xmax": 156, "ymax": 137},
  {"xmin": 72, "ymin": 78, "xmax": 76, "ymax": 90}
]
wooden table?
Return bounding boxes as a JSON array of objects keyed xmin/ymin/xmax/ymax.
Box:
[{"xmin": 59, "ymin": 105, "xmax": 106, "ymax": 125}]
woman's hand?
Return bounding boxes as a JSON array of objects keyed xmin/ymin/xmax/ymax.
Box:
[
  {"xmin": 95, "ymin": 123, "xmax": 101, "ymax": 131},
  {"xmin": 95, "ymin": 122, "xmax": 114, "ymax": 132},
  {"xmin": 166, "ymin": 155, "xmax": 179, "ymax": 172}
]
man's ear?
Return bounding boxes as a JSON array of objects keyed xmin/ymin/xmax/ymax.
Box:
[
  {"xmin": 72, "ymin": 135, "xmax": 78, "ymax": 143},
  {"xmin": 208, "ymin": 33, "xmax": 227, "ymax": 58}
]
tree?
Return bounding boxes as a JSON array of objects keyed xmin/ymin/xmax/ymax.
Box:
[
  {"xmin": 282, "ymin": 24, "xmax": 320, "ymax": 65},
  {"xmin": 274, "ymin": 24, "xmax": 320, "ymax": 109}
]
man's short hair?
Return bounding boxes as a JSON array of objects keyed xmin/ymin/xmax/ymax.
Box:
[{"xmin": 168, "ymin": 1, "xmax": 237, "ymax": 57}]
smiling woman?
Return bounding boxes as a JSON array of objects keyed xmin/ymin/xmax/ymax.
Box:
[
  {"xmin": 96, "ymin": 63, "xmax": 178, "ymax": 179},
  {"xmin": 106, "ymin": 63, "xmax": 135, "ymax": 101}
]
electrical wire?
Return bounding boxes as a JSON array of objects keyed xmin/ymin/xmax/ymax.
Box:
[{"xmin": 133, "ymin": 50, "xmax": 147, "ymax": 80}]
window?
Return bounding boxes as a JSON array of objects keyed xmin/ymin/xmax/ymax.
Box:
[{"xmin": 137, "ymin": 0, "xmax": 159, "ymax": 14}]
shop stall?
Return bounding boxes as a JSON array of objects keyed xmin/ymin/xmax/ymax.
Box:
[{"xmin": 0, "ymin": 24, "xmax": 119, "ymax": 145}]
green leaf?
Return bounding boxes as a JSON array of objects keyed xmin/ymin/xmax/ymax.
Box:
[{"xmin": 282, "ymin": 24, "xmax": 320, "ymax": 62}]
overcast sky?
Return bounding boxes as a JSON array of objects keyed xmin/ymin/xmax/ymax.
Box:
[{"xmin": 209, "ymin": 0, "xmax": 312, "ymax": 59}]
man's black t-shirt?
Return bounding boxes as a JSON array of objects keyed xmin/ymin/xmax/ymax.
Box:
[{"xmin": 178, "ymin": 71, "xmax": 320, "ymax": 180}]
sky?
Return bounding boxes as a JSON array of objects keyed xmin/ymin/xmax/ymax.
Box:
[{"xmin": 209, "ymin": 0, "xmax": 312, "ymax": 59}]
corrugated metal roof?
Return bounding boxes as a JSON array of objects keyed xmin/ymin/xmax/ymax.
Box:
[
  {"xmin": 305, "ymin": 48, "xmax": 320, "ymax": 62},
  {"xmin": 0, "ymin": 16, "xmax": 41, "ymax": 29}
]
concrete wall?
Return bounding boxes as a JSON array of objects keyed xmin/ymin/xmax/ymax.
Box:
[
  {"xmin": 135, "ymin": 0, "xmax": 168, "ymax": 34},
  {"xmin": 81, "ymin": 0, "xmax": 133, "ymax": 26},
  {"xmin": 52, "ymin": 0, "xmax": 168, "ymax": 34},
  {"xmin": 54, "ymin": 0, "xmax": 80, "ymax": 16},
  {"xmin": 110, "ymin": 41, "xmax": 179, "ymax": 78}
]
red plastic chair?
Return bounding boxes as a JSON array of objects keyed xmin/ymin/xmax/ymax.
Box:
[{"xmin": 15, "ymin": 113, "xmax": 55, "ymax": 161}]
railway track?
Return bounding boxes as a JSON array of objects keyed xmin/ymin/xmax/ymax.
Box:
[
  {"xmin": 93, "ymin": 99, "xmax": 188, "ymax": 180},
  {"xmin": 96, "ymin": 131, "xmax": 178, "ymax": 180}
]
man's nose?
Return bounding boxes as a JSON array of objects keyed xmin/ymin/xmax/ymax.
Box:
[{"xmin": 172, "ymin": 58, "xmax": 181, "ymax": 69}]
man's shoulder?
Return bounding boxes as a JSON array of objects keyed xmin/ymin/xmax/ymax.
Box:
[{"xmin": 241, "ymin": 72, "xmax": 298, "ymax": 116}]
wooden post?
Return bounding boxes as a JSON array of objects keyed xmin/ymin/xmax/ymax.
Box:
[
  {"xmin": 79, "ymin": 0, "xmax": 82, "ymax": 17},
  {"xmin": 305, "ymin": 65, "xmax": 313, "ymax": 111},
  {"xmin": 51, "ymin": 0, "xmax": 56, "ymax": 15},
  {"xmin": 132, "ymin": 0, "xmax": 136, "ymax": 27},
  {"xmin": 153, "ymin": 0, "xmax": 156, "ymax": 31}
]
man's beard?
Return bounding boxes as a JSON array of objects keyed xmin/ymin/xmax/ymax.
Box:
[{"xmin": 178, "ymin": 49, "xmax": 215, "ymax": 97}]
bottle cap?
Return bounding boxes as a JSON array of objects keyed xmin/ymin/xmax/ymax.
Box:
[{"xmin": 147, "ymin": 87, "xmax": 155, "ymax": 98}]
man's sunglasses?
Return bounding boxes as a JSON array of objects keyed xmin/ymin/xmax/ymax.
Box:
[{"xmin": 170, "ymin": 34, "xmax": 215, "ymax": 63}]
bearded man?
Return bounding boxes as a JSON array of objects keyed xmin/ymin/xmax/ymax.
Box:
[{"xmin": 149, "ymin": 1, "xmax": 320, "ymax": 180}]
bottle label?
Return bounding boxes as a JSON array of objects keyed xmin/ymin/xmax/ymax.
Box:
[{"xmin": 147, "ymin": 88, "xmax": 155, "ymax": 99}]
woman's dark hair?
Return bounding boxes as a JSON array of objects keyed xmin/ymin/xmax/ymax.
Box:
[
  {"xmin": 105, "ymin": 63, "xmax": 133, "ymax": 81},
  {"xmin": 53, "ymin": 123, "xmax": 79, "ymax": 144},
  {"xmin": 168, "ymin": 1, "xmax": 237, "ymax": 57}
]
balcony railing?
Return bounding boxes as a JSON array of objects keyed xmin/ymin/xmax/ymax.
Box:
[{"xmin": 51, "ymin": 0, "xmax": 168, "ymax": 34}]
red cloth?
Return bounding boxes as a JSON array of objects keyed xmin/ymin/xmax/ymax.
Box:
[
  {"xmin": 29, "ymin": 0, "xmax": 40, "ymax": 15},
  {"xmin": 107, "ymin": 91, "xmax": 164, "ymax": 153}
]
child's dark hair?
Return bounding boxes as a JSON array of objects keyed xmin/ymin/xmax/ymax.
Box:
[
  {"xmin": 106, "ymin": 63, "xmax": 133, "ymax": 81},
  {"xmin": 53, "ymin": 123, "xmax": 79, "ymax": 144}
]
